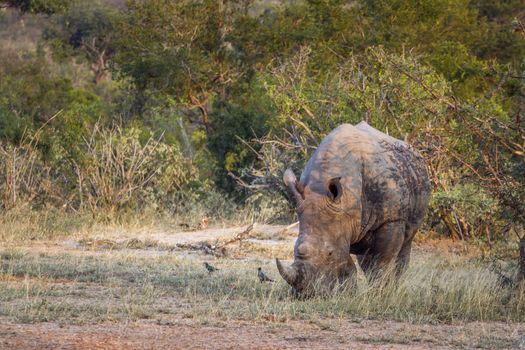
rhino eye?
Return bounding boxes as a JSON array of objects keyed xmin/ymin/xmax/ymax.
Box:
[{"xmin": 327, "ymin": 177, "xmax": 342, "ymax": 201}]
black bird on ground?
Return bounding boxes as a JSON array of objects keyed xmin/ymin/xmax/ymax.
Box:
[
  {"xmin": 204, "ymin": 262, "xmax": 219, "ymax": 273},
  {"xmin": 258, "ymin": 267, "xmax": 274, "ymax": 283}
]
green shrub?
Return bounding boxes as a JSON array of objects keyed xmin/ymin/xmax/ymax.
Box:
[{"xmin": 430, "ymin": 183, "xmax": 500, "ymax": 238}]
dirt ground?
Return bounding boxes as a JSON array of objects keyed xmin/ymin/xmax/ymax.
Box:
[
  {"xmin": 2, "ymin": 318, "xmax": 524, "ymax": 350},
  {"xmin": 1, "ymin": 224, "xmax": 524, "ymax": 349}
]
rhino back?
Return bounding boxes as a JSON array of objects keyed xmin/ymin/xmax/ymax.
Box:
[
  {"xmin": 301, "ymin": 123, "xmax": 430, "ymax": 230},
  {"xmin": 354, "ymin": 122, "xmax": 430, "ymax": 229},
  {"xmin": 355, "ymin": 121, "xmax": 402, "ymax": 145}
]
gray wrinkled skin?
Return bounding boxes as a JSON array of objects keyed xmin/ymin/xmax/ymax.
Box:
[{"xmin": 277, "ymin": 122, "xmax": 431, "ymax": 294}]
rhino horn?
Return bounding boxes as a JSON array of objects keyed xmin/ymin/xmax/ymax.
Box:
[{"xmin": 276, "ymin": 258, "xmax": 298, "ymax": 286}]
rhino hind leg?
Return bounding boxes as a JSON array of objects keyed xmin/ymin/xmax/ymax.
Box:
[
  {"xmin": 357, "ymin": 221, "xmax": 406, "ymax": 281},
  {"xmin": 394, "ymin": 235, "xmax": 414, "ymax": 278},
  {"xmin": 395, "ymin": 223, "xmax": 421, "ymax": 277}
]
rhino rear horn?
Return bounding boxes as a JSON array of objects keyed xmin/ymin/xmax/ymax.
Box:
[
  {"xmin": 283, "ymin": 169, "xmax": 304, "ymax": 205},
  {"xmin": 276, "ymin": 258, "xmax": 298, "ymax": 286}
]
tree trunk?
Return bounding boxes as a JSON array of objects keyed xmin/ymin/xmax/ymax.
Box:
[
  {"xmin": 90, "ymin": 50, "xmax": 108, "ymax": 85},
  {"xmin": 519, "ymin": 234, "xmax": 525, "ymax": 284},
  {"xmin": 439, "ymin": 210, "xmax": 461, "ymax": 240},
  {"xmin": 188, "ymin": 93, "xmax": 211, "ymax": 133}
]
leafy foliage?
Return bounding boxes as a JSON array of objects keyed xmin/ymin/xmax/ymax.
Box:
[{"xmin": 0, "ymin": 0, "xmax": 524, "ymax": 241}]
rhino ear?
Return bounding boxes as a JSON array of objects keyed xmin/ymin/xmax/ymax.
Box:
[
  {"xmin": 327, "ymin": 177, "xmax": 342, "ymax": 201},
  {"xmin": 284, "ymin": 169, "xmax": 304, "ymax": 204}
]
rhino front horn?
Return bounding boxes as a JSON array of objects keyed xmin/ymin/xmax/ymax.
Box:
[{"xmin": 276, "ymin": 258, "xmax": 298, "ymax": 286}]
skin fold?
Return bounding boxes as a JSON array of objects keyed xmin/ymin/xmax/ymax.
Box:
[{"xmin": 277, "ymin": 121, "xmax": 431, "ymax": 294}]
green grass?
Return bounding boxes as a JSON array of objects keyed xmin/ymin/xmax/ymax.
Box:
[{"xmin": 0, "ymin": 249, "xmax": 523, "ymax": 328}]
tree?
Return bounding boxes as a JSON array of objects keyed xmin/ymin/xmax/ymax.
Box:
[
  {"xmin": 44, "ymin": 1, "xmax": 118, "ymax": 84},
  {"xmin": 112, "ymin": 0, "xmax": 251, "ymax": 132}
]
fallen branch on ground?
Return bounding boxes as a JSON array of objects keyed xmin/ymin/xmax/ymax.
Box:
[
  {"xmin": 175, "ymin": 223, "xmax": 256, "ymax": 257},
  {"xmin": 175, "ymin": 241, "xmax": 226, "ymax": 257},
  {"xmin": 277, "ymin": 221, "xmax": 299, "ymax": 236},
  {"xmin": 213, "ymin": 223, "xmax": 256, "ymax": 249}
]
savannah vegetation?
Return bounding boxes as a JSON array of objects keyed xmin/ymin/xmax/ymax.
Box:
[{"xmin": 0, "ymin": 0, "xmax": 525, "ymax": 347}]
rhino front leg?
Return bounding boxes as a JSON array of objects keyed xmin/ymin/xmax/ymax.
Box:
[
  {"xmin": 357, "ymin": 221, "xmax": 406, "ymax": 281},
  {"xmin": 338, "ymin": 255, "xmax": 358, "ymax": 286}
]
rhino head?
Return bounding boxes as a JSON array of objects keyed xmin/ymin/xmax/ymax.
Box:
[{"xmin": 277, "ymin": 169, "xmax": 359, "ymax": 295}]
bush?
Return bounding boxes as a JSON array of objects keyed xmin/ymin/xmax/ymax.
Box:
[
  {"xmin": 76, "ymin": 125, "xmax": 198, "ymax": 216},
  {"xmin": 430, "ymin": 183, "xmax": 499, "ymax": 239},
  {"xmin": 0, "ymin": 139, "xmax": 54, "ymax": 210},
  {"xmin": 236, "ymin": 45, "xmax": 524, "ymax": 241},
  {"xmin": 0, "ymin": 123, "xmax": 200, "ymax": 219}
]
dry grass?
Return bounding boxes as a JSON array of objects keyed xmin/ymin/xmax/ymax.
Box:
[
  {"xmin": 0, "ymin": 199, "xmax": 290, "ymax": 247},
  {"xmin": 0, "ymin": 209, "xmax": 94, "ymax": 244},
  {"xmin": 0, "ymin": 246, "xmax": 523, "ymax": 329}
]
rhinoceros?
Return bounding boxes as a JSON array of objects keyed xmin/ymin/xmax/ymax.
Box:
[{"xmin": 276, "ymin": 121, "xmax": 431, "ymax": 294}]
